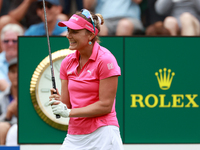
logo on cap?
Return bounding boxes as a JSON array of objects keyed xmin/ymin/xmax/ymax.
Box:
[{"xmin": 71, "ymin": 16, "xmax": 78, "ymax": 21}]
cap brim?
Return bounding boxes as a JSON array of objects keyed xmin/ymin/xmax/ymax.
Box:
[{"xmin": 58, "ymin": 21, "xmax": 84, "ymax": 30}]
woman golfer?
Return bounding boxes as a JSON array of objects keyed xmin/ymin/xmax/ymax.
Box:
[{"xmin": 47, "ymin": 9, "xmax": 124, "ymax": 150}]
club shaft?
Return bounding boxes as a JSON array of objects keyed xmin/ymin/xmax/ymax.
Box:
[
  {"xmin": 42, "ymin": 0, "xmax": 60, "ymax": 119},
  {"xmin": 42, "ymin": 0, "xmax": 55, "ymax": 81}
]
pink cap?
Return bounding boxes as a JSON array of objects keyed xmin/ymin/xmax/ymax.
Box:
[{"xmin": 58, "ymin": 14, "xmax": 99, "ymax": 36}]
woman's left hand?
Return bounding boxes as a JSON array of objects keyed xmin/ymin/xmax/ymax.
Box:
[{"xmin": 46, "ymin": 100, "xmax": 71, "ymax": 118}]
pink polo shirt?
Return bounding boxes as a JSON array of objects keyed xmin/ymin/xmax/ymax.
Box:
[{"xmin": 60, "ymin": 42, "xmax": 121, "ymax": 135}]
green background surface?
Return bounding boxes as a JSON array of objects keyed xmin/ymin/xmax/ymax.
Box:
[
  {"xmin": 18, "ymin": 36, "xmax": 200, "ymax": 144},
  {"xmin": 124, "ymin": 37, "xmax": 200, "ymax": 143}
]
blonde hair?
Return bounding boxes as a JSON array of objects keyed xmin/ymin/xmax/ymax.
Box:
[
  {"xmin": 76, "ymin": 11, "xmax": 104, "ymax": 43},
  {"xmin": 1, "ymin": 24, "xmax": 24, "ymax": 40}
]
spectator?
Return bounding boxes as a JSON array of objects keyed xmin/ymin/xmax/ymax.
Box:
[
  {"xmin": 0, "ymin": 57, "xmax": 18, "ymax": 145},
  {"xmin": 0, "ymin": 0, "xmax": 68, "ymax": 30},
  {"xmin": 0, "ymin": 23, "xmax": 24, "ymax": 92},
  {"xmin": 0, "ymin": 0, "xmax": 40, "ymax": 53},
  {"xmin": 1, "ymin": 0, "xmax": 40, "ymax": 29},
  {"xmin": 0, "ymin": 0, "xmax": 68, "ymax": 51},
  {"xmin": 84, "ymin": 0, "xmax": 144, "ymax": 36},
  {"xmin": 24, "ymin": 0, "xmax": 68, "ymax": 36},
  {"xmin": 155, "ymin": 0, "xmax": 200, "ymax": 36}
]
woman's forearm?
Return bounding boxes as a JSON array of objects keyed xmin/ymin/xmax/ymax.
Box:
[{"xmin": 69, "ymin": 99, "xmax": 114, "ymax": 118}]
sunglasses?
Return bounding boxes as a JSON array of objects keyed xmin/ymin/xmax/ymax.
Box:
[
  {"xmin": 37, "ymin": 2, "xmax": 53, "ymax": 9},
  {"xmin": 81, "ymin": 9, "xmax": 96, "ymax": 34},
  {"xmin": 3, "ymin": 40, "xmax": 18, "ymax": 44}
]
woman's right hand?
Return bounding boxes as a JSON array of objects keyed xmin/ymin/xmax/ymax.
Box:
[{"xmin": 49, "ymin": 88, "xmax": 61, "ymax": 105}]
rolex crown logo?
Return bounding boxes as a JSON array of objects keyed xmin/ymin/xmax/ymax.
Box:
[{"xmin": 155, "ymin": 68, "xmax": 175, "ymax": 90}]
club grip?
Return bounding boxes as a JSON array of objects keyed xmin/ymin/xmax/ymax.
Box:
[
  {"xmin": 53, "ymin": 90, "xmax": 61, "ymax": 119},
  {"xmin": 56, "ymin": 114, "xmax": 60, "ymax": 118}
]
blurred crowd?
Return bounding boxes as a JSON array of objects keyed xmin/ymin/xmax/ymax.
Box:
[{"xmin": 0, "ymin": 0, "xmax": 200, "ymax": 146}]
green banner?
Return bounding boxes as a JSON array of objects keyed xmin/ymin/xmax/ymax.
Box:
[{"xmin": 124, "ymin": 37, "xmax": 200, "ymax": 143}]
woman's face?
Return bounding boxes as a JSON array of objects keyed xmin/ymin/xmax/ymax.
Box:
[{"xmin": 66, "ymin": 28, "xmax": 92, "ymax": 50}]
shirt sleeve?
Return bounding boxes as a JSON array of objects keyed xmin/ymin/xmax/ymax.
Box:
[
  {"xmin": 98, "ymin": 53, "xmax": 121, "ymax": 80},
  {"xmin": 60, "ymin": 56, "xmax": 71, "ymax": 80},
  {"xmin": 60, "ymin": 59, "xmax": 68, "ymax": 80}
]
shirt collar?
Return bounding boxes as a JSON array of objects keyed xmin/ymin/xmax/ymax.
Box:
[
  {"xmin": 89, "ymin": 41, "xmax": 99, "ymax": 61},
  {"xmin": 72, "ymin": 41, "xmax": 100, "ymax": 61}
]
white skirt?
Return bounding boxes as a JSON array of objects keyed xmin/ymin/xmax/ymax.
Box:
[{"xmin": 59, "ymin": 125, "xmax": 124, "ymax": 150}]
